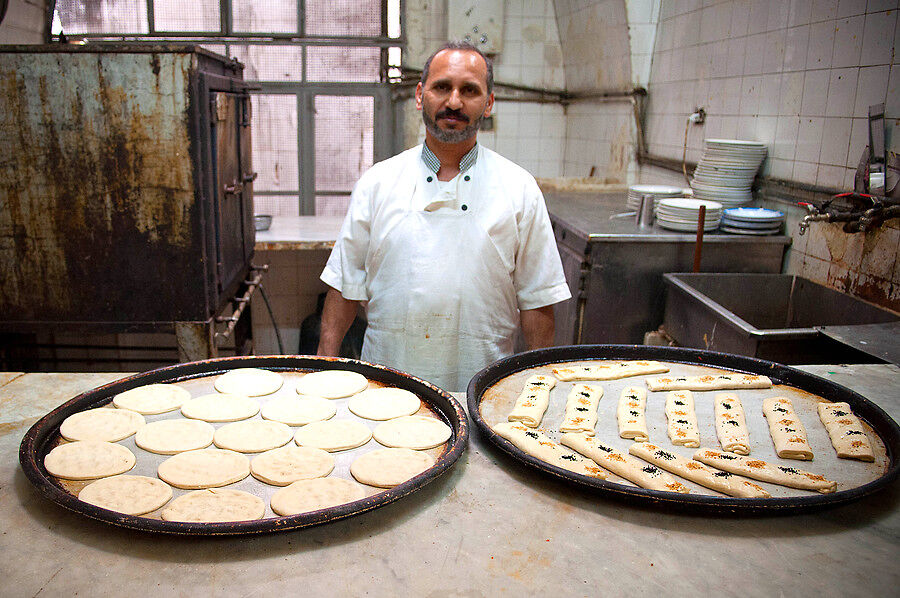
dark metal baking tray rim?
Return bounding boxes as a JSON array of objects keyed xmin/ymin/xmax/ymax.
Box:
[
  {"xmin": 467, "ymin": 345, "xmax": 900, "ymax": 514},
  {"xmin": 19, "ymin": 355, "xmax": 469, "ymax": 535}
]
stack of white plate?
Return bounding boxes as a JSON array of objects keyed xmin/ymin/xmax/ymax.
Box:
[
  {"xmin": 720, "ymin": 207, "xmax": 784, "ymax": 235},
  {"xmin": 690, "ymin": 139, "xmax": 768, "ymax": 207},
  {"xmin": 655, "ymin": 198, "xmax": 723, "ymax": 232},
  {"xmin": 625, "ymin": 184, "xmax": 687, "ymax": 210}
]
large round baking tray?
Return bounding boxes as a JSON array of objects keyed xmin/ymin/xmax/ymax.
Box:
[
  {"xmin": 467, "ymin": 345, "xmax": 900, "ymax": 513},
  {"xmin": 20, "ymin": 356, "xmax": 468, "ymax": 535}
]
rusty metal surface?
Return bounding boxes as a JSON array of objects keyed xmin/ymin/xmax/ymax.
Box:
[
  {"xmin": 0, "ymin": 46, "xmax": 252, "ymax": 329},
  {"xmin": 0, "ymin": 49, "xmax": 201, "ymax": 322},
  {"xmin": 19, "ymin": 355, "xmax": 469, "ymax": 535},
  {"xmin": 468, "ymin": 345, "xmax": 900, "ymax": 513}
]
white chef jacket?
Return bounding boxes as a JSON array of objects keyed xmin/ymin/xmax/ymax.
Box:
[{"xmin": 321, "ymin": 144, "xmax": 571, "ymax": 392}]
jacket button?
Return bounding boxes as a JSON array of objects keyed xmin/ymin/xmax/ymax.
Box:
[
  {"xmin": 426, "ymin": 176, "xmax": 433, "ymax": 182},
  {"xmin": 464, "ymin": 175, "xmax": 470, "ymax": 181},
  {"xmin": 461, "ymin": 204, "xmax": 468, "ymax": 211}
]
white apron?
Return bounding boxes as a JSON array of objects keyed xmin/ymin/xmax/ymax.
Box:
[{"xmin": 360, "ymin": 156, "xmax": 519, "ymax": 392}]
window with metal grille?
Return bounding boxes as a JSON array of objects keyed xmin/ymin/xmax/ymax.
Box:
[{"xmin": 51, "ymin": 0, "xmax": 402, "ymax": 217}]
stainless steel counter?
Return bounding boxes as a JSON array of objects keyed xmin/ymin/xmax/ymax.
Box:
[
  {"xmin": 544, "ymin": 190, "xmax": 792, "ymax": 243},
  {"xmin": 1, "ymin": 365, "xmax": 898, "ymax": 596},
  {"xmin": 544, "ymin": 191, "xmax": 792, "ymax": 346}
]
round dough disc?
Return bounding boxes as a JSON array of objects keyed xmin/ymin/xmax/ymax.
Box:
[
  {"xmin": 250, "ymin": 446, "xmax": 335, "ymax": 486},
  {"xmin": 261, "ymin": 397, "xmax": 336, "ymax": 426},
  {"xmin": 181, "ymin": 393, "xmax": 260, "ymax": 422},
  {"xmin": 293, "ymin": 419, "xmax": 372, "ymax": 452},
  {"xmin": 78, "ymin": 474, "xmax": 173, "ymax": 516},
  {"xmin": 134, "ymin": 419, "xmax": 215, "ymax": 455},
  {"xmin": 214, "ymin": 368, "xmax": 284, "ymax": 397},
  {"xmin": 161, "ymin": 488, "xmax": 265, "ymax": 523},
  {"xmin": 295, "ymin": 370, "xmax": 368, "ymax": 399},
  {"xmin": 59, "ymin": 407, "xmax": 145, "ymax": 442},
  {"xmin": 44, "ymin": 441, "xmax": 136, "ymax": 480},
  {"xmin": 112, "ymin": 384, "xmax": 191, "ymax": 415},
  {"xmin": 213, "ymin": 420, "xmax": 294, "ymax": 453},
  {"xmin": 157, "ymin": 448, "xmax": 250, "ymax": 489},
  {"xmin": 270, "ymin": 478, "xmax": 366, "ymax": 516},
  {"xmin": 348, "ymin": 387, "xmax": 422, "ymax": 420},
  {"xmin": 373, "ymin": 415, "xmax": 452, "ymax": 450},
  {"xmin": 350, "ymin": 448, "xmax": 435, "ymax": 488}
]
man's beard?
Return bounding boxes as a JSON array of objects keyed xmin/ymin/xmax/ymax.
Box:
[{"xmin": 423, "ymin": 108, "xmax": 483, "ymax": 143}]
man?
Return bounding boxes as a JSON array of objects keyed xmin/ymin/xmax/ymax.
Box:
[{"xmin": 317, "ymin": 41, "xmax": 570, "ymax": 392}]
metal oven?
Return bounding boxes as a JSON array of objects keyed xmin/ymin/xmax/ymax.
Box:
[{"xmin": 0, "ymin": 44, "xmax": 257, "ymax": 368}]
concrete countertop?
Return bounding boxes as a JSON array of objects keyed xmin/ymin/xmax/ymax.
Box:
[
  {"xmin": 1, "ymin": 364, "xmax": 898, "ymax": 595},
  {"xmin": 254, "ymin": 216, "xmax": 345, "ymax": 251}
]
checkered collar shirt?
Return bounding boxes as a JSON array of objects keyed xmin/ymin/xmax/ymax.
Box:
[{"xmin": 421, "ymin": 142, "xmax": 479, "ymax": 175}]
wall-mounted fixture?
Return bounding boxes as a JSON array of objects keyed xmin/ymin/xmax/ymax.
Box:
[{"xmin": 448, "ymin": 0, "xmax": 504, "ymax": 54}]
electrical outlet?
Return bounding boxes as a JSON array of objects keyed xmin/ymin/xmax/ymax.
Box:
[{"xmin": 690, "ymin": 107, "xmax": 706, "ymax": 124}]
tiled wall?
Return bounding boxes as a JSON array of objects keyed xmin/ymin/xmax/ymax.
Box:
[
  {"xmin": 642, "ymin": 0, "xmax": 900, "ymax": 312},
  {"xmin": 250, "ymin": 248, "xmax": 333, "ymax": 355},
  {"xmin": 400, "ymin": 0, "xmax": 567, "ymax": 178},
  {"xmin": 645, "ymin": 0, "xmax": 899, "ymax": 188},
  {"xmin": 554, "ymin": 0, "xmax": 646, "ymax": 182}
]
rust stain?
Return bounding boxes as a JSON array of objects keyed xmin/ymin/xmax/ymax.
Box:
[{"xmin": 1, "ymin": 52, "xmax": 199, "ymax": 321}]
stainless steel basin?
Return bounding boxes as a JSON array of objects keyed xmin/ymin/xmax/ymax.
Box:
[{"xmin": 662, "ymin": 273, "xmax": 899, "ymax": 364}]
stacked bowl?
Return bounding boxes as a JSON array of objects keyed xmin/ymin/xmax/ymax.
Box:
[
  {"xmin": 625, "ymin": 184, "xmax": 687, "ymax": 210},
  {"xmin": 655, "ymin": 198, "xmax": 723, "ymax": 232},
  {"xmin": 690, "ymin": 139, "xmax": 767, "ymax": 207},
  {"xmin": 720, "ymin": 207, "xmax": 785, "ymax": 235}
]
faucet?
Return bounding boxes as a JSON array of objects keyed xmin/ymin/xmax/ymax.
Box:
[
  {"xmin": 797, "ymin": 203, "xmax": 829, "ymax": 235},
  {"xmin": 797, "ymin": 194, "xmax": 899, "ymax": 235}
]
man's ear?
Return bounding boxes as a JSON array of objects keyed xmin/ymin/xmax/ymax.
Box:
[
  {"xmin": 415, "ymin": 82, "xmax": 424, "ymax": 110},
  {"xmin": 483, "ymin": 92, "xmax": 494, "ymax": 118}
]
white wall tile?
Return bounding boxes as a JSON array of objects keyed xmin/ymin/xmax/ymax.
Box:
[
  {"xmin": 818, "ymin": 117, "xmax": 853, "ymax": 165},
  {"xmin": 793, "ymin": 160, "xmax": 819, "ymax": 183},
  {"xmin": 886, "ymin": 65, "xmax": 900, "ymax": 117},
  {"xmin": 768, "ymin": 1, "xmax": 793, "ymax": 31},
  {"xmin": 860, "ymin": 10, "xmax": 897, "ymax": 66},
  {"xmin": 831, "ymin": 15, "xmax": 865, "ymax": 68},
  {"xmin": 744, "ymin": 33, "xmax": 767, "ymax": 76},
  {"xmin": 739, "ymin": 76, "xmax": 762, "ymax": 115},
  {"xmin": 784, "ymin": 25, "xmax": 811, "ymax": 71},
  {"xmin": 747, "ymin": 0, "xmax": 770, "ymax": 35},
  {"xmin": 757, "ymin": 73, "xmax": 782, "ymax": 115},
  {"xmin": 825, "ymin": 67, "xmax": 860, "ymax": 116},
  {"xmin": 847, "ymin": 116, "xmax": 870, "ymax": 167},
  {"xmin": 806, "ymin": 20, "xmax": 836, "ymax": 68},
  {"xmin": 800, "ymin": 69, "xmax": 830, "ymax": 115},
  {"xmin": 775, "ymin": 115, "xmax": 802, "ymax": 158},
  {"xmin": 867, "ymin": 0, "xmax": 900, "ymax": 12},
  {"xmin": 731, "ymin": 0, "xmax": 751, "ymax": 36},
  {"xmin": 789, "ymin": 0, "xmax": 813, "ymax": 27},
  {"xmin": 837, "ymin": 0, "xmax": 868, "ymax": 18},
  {"xmin": 726, "ymin": 36, "xmax": 747, "ymax": 77},
  {"xmin": 854, "ymin": 65, "xmax": 891, "ymax": 117},
  {"xmin": 810, "ymin": 0, "xmax": 839, "ymax": 22},
  {"xmin": 763, "ymin": 29, "xmax": 788, "ymax": 74},
  {"xmin": 796, "ymin": 116, "xmax": 826, "ymax": 161}
]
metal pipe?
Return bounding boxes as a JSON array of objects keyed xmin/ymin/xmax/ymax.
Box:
[{"xmin": 215, "ymin": 269, "xmax": 263, "ymax": 340}]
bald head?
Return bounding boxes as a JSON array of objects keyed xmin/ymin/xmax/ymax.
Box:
[{"xmin": 420, "ymin": 41, "xmax": 493, "ymax": 94}]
